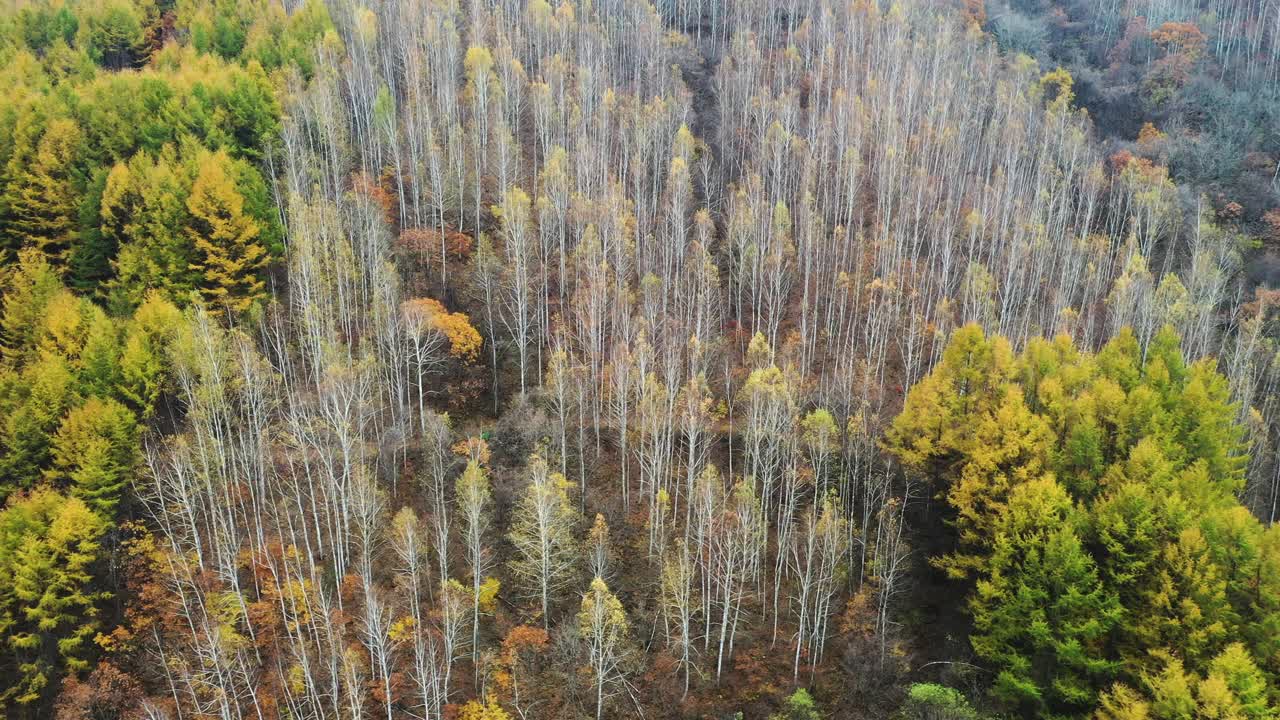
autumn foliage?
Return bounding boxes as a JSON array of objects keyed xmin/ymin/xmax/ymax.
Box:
[
  {"xmin": 403, "ymin": 297, "xmax": 483, "ymax": 363},
  {"xmin": 1, "ymin": 0, "xmax": 1278, "ymax": 718}
]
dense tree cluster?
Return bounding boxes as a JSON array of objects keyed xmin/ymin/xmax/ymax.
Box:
[
  {"xmin": 0, "ymin": 250, "xmax": 179, "ymax": 709},
  {"xmin": 0, "ymin": 0, "xmax": 1277, "ymax": 718},
  {"xmin": 0, "ymin": 0, "xmax": 309, "ymax": 311},
  {"xmin": 888, "ymin": 324, "xmax": 1280, "ymax": 718}
]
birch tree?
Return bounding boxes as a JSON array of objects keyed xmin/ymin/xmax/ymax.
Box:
[
  {"xmin": 507, "ymin": 454, "xmax": 579, "ymax": 628},
  {"xmin": 789, "ymin": 494, "xmax": 849, "ymax": 679},
  {"xmin": 713, "ymin": 480, "xmax": 765, "ymax": 681},
  {"xmin": 420, "ymin": 410, "xmax": 454, "ymax": 587},
  {"xmin": 495, "ymin": 187, "xmax": 539, "ymax": 394},
  {"xmin": 579, "ymin": 577, "xmax": 630, "ymax": 720},
  {"xmin": 390, "ymin": 507, "xmax": 447, "ymax": 720},
  {"xmin": 587, "ymin": 513, "xmax": 613, "ymax": 582},
  {"xmin": 661, "ymin": 539, "xmax": 699, "ymax": 698},
  {"xmin": 457, "ymin": 459, "xmax": 492, "ymax": 666}
]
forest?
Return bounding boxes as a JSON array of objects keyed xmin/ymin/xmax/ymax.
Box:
[{"xmin": 0, "ymin": 0, "xmax": 1277, "ymax": 718}]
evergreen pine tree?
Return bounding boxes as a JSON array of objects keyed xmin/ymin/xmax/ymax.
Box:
[
  {"xmin": 0, "ymin": 355, "xmax": 77, "ymax": 498},
  {"xmin": 1, "ymin": 117, "xmax": 82, "ymax": 267},
  {"xmin": 185, "ymin": 151, "xmax": 267, "ymax": 315},
  {"xmin": 104, "ymin": 151, "xmax": 198, "ymax": 312},
  {"xmin": 0, "ymin": 490, "xmax": 106, "ymax": 710},
  {"xmin": 0, "ymin": 249, "xmax": 62, "ymax": 359},
  {"xmin": 66, "ymin": 168, "xmax": 114, "ymax": 291},
  {"xmin": 47, "ymin": 398, "xmax": 138, "ymax": 518},
  {"xmin": 970, "ymin": 477, "xmax": 1120, "ymax": 716}
]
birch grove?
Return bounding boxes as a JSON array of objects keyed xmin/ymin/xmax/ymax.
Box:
[{"xmin": 109, "ymin": 0, "xmax": 1280, "ymax": 717}]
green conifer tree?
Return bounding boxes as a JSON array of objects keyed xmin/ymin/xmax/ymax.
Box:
[
  {"xmin": 1, "ymin": 117, "xmax": 83, "ymax": 266},
  {"xmin": 47, "ymin": 398, "xmax": 138, "ymax": 518},
  {"xmin": 970, "ymin": 477, "xmax": 1120, "ymax": 716},
  {"xmin": 0, "ymin": 249, "xmax": 62, "ymax": 359},
  {"xmin": 0, "ymin": 490, "xmax": 106, "ymax": 710},
  {"xmin": 185, "ymin": 151, "xmax": 268, "ymax": 315}
]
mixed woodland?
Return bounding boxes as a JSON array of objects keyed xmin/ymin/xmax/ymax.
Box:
[{"xmin": 0, "ymin": 0, "xmax": 1278, "ymax": 718}]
